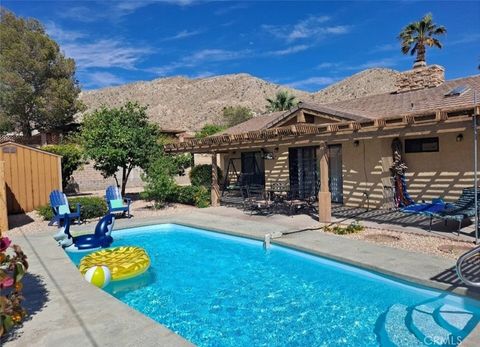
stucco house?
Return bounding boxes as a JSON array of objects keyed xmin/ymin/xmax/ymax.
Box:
[{"xmin": 165, "ymin": 65, "xmax": 480, "ymax": 222}]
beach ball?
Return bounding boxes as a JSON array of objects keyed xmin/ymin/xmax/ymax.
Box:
[{"xmin": 84, "ymin": 266, "xmax": 111, "ymax": 288}]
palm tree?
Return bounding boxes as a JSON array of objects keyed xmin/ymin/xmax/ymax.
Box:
[
  {"xmin": 266, "ymin": 90, "xmax": 298, "ymax": 112},
  {"xmin": 398, "ymin": 13, "xmax": 446, "ymax": 68}
]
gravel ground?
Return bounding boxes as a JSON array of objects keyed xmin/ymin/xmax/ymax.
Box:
[{"xmin": 341, "ymin": 227, "xmax": 475, "ymax": 259}]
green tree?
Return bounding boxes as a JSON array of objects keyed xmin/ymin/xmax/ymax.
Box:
[
  {"xmin": 266, "ymin": 90, "xmax": 298, "ymax": 112},
  {"xmin": 81, "ymin": 102, "xmax": 160, "ymax": 195},
  {"xmin": 223, "ymin": 106, "xmax": 253, "ymax": 127},
  {"xmin": 0, "ymin": 8, "xmax": 83, "ymax": 137},
  {"xmin": 195, "ymin": 124, "xmax": 226, "ymax": 138},
  {"xmin": 398, "ymin": 13, "xmax": 447, "ymax": 68},
  {"xmin": 42, "ymin": 143, "xmax": 85, "ymax": 190}
]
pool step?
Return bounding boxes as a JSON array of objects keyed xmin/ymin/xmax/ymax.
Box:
[
  {"xmin": 407, "ymin": 304, "xmax": 452, "ymax": 346},
  {"xmin": 376, "ymin": 304, "xmax": 424, "ymax": 347},
  {"xmin": 378, "ymin": 302, "xmax": 478, "ymax": 347},
  {"xmin": 433, "ymin": 304, "xmax": 476, "ymax": 334}
]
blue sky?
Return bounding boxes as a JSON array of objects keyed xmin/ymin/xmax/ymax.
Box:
[{"xmin": 4, "ymin": 1, "xmax": 480, "ymax": 91}]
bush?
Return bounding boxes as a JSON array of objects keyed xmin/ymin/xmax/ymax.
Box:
[
  {"xmin": 195, "ymin": 124, "xmax": 226, "ymax": 138},
  {"xmin": 169, "ymin": 185, "xmax": 210, "ymax": 208},
  {"xmin": 36, "ymin": 196, "xmax": 108, "ymax": 221},
  {"xmin": 42, "ymin": 144, "xmax": 85, "ymax": 189},
  {"xmin": 190, "ymin": 164, "xmax": 223, "ymax": 188},
  {"xmin": 141, "ymin": 156, "xmax": 177, "ymax": 208},
  {"xmin": 324, "ymin": 221, "xmax": 364, "ymax": 235},
  {"xmin": 223, "ymin": 106, "xmax": 253, "ymax": 127}
]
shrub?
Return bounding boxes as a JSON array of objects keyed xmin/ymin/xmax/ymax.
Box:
[
  {"xmin": 141, "ymin": 156, "xmax": 177, "ymax": 208},
  {"xmin": 195, "ymin": 124, "xmax": 226, "ymax": 138},
  {"xmin": 223, "ymin": 106, "xmax": 253, "ymax": 127},
  {"xmin": 169, "ymin": 185, "xmax": 210, "ymax": 208},
  {"xmin": 190, "ymin": 164, "xmax": 223, "ymax": 188},
  {"xmin": 324, "ymin": 221, "xmax": 364, "ymax": 235},
  {"xmin": 36, "ymin": 196, "xmax": 107, "ymax": 221},
  {"xmin": 42, "ymin": 144, "xmax": 85, "ymax": 189}
]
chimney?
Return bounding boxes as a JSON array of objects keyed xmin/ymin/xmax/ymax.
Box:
[{"xmin": 394, "ymin": 65, "xmax": 445, "ymax": 93}]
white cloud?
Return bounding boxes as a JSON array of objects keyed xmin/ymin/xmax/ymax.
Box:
[
  {"xmin": 162, "ymin": 29, "xmax": 203, "ymax": 41},
  {"xmin": 214, "ymin": 3, "xmax": 248, "ymax": 16},
  {"xmin": 347, "ymin": 58, "xmax": 399, "ymax": 70},
  {"xmin": 83, "ymin": 72, "xmax": 125, "ymax": 88},
  {"xmin": 263, "ymin": 16, "xmax": 350, "ymax": 42},
  {"xmin": 58, "ymin": 1, "xmax": 160, "ymax": 22},
  {"xmin": 267, "ymin": 45, "xmax": 310, "ymax": 56},
  {"xmin": 62, "ymin": 39, "xmax": 152, "ymax": 70},
  {"xmin": 45, "ymin": 21, "xmax": 86, "ymax": 42},
  {"xmin": 448, "ymin": 33, "xmax": 480, "ymax": 45},
  {"xmin": 287, "ymin": 76, "xmax": 337, "ymax": 89},
  {"xmin": 149, "ymin": 48, "xmax": 252, "ymax": 75},
  {"xmin": 370, "ymin": 43, "xmax": 398, "ymax": 54},
  {"xmin": 316, "ymin": 62, "xmax": 342, "ymax": 69}
]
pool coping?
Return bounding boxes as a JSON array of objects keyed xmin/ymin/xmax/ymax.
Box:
[{"xmin": 6, "ymin": 212, "xmax": 480, "ymax": 346}]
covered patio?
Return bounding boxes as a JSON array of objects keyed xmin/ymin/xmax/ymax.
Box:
[{"xmin": 165, "ymin": 101, "xmax": 480, "ymax": 240}]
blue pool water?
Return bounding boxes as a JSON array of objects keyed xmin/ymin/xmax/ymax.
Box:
[{"xmin": 67, "ymin": 224, "xmax": 480, "ymax": 346}]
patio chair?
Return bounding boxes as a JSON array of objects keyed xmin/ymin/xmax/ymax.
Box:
[
  {"xmin": 428, "ymin": 188, "xmax": 480, "ymax": 234},
  {"xmin": 243, "ymin": 184, "xmax": 272, "ymax": 215},
  {"xmin": 106, "ymin": 185, "xmax": 132, "ymax": 218},
  {"xmin": 49, "ymin": 190, "xmax": 81, "ymax": 226}
]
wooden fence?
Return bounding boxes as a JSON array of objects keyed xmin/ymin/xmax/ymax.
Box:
[
  {"xmin": 0, "ymin": 142, "xmax": 62, "ymax": 214},
  {"xmin": 0, "ymin": 161, "xmax": 7, "ymax": 233}
]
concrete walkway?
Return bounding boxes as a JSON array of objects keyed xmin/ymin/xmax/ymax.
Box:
[{"xmin": 4, "ymin": 207, "xmax": 480, "ymax": 346}]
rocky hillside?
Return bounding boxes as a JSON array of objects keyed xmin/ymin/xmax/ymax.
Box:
[
  {"xmin": 79, "ymin": 69, "xmax": 399, "ymax": 131},
  {"xmin": 312, "ymin": 68, "xmax": 400, "ymax": 103}
]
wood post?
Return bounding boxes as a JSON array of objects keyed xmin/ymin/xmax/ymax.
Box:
[
  {"xmin": 0, "ymin": 161, "xmax": 8, "ymax": 233},
  {"xmin": 211, "ymin": 153, "xmax": 220, "ymax": 207},
  {"xmin": 318, "ymin": 144, "xmax": 331, "ymax": 223}
]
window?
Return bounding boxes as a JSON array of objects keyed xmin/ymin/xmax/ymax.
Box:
[{"xmin": 405, "ymin": 137, "xmax": 439, "ymax": 153}]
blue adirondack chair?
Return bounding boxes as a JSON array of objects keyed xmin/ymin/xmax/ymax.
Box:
[
  {"xmin": 49, "ymin": 190, "xmax": 81, "ymax": 226},
  {"xmin": 106, "ymin": 185, "xmax": 131, "ymax": 218}
]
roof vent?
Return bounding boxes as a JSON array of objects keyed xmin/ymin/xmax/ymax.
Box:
[{"xmin": 445, "ymin": 85, "xmax": 470, "ymax": 97}]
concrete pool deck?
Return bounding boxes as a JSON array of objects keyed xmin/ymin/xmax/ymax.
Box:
[{"xmin": 4, "ymin": 207, "xmax": 480, "ymax": 346}]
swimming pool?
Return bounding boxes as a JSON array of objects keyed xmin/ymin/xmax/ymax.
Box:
[{"xmin": 68, "ymin": 224, "xmax": 480, "ymax": 346}]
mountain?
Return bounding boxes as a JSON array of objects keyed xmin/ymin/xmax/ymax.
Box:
[{"xmin": 79, "ymin": 69, "xmax": 399, "ymax": 131}]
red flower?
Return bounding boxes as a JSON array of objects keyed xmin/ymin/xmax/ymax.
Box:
[
  {"xmin": 0, "ymin": 276, "xmax": 14, "ymax": 289},
  {"xmin": 0, "ymin": 237, "xmax": 12, "ymax": 252}
]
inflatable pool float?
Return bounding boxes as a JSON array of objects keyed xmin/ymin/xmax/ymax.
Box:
[
  {"xmin": 57, "ymin": 214, "xmax": 115, "ymax": 252},
  {"xmin": 79, "ymin": 246, "xmax": 150, "ymax": 281}
]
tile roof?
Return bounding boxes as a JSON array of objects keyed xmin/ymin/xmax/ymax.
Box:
[
  {"xmin": 221, "ymin": 74, "xmax": 480, "ymax": 133},
  {"xmin": 323, "ymin": 75, "xmax": 480, "ymax": 120}
]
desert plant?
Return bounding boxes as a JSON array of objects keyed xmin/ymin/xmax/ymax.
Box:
[
  {"xmin": 42, "ymin": 144, "xmax": 85, "ymax": 189},
  {"xmin": 190, "ymin": 164, "xmax": 223, "ymax": 188},
  {"xmin": 266, "ymin": 90, "xmax": 298, "ymax": 112},
  {"xmin": 222, "ymin": 106, "xmax": 253, "ymax": 127},
  {"xmin": 36, "ymin": 196, "xmax": 107, "ymax": 221},
  {"xmin": 0, "ymin": 236, "xmax": 29, "ymax": 337},
  {"xmin": 324, "ymin": 221, "xmax": 364, "ymax": 235},
  {"xmin": 195, "ymin": 124, "xmax": 226, "ymax": 138},
  {"xmin": 398, "ymin": 13, "xmax": 447, "ymax": 68}
]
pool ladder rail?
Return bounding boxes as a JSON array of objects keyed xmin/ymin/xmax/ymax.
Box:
[{"xmin": 456, "ymin": 244, "xmax": 480, "ymax": 287}]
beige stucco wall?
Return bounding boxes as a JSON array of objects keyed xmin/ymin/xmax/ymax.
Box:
[
  {"xmin": 404, "ymin": 131, "xmax": 478, "ymax": 203},
  {"xmin": 342, "ymin": 131, "xmax": 479, "ymax": 209}
]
